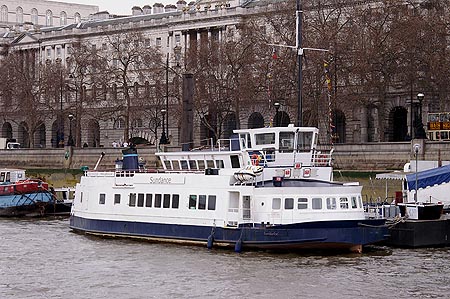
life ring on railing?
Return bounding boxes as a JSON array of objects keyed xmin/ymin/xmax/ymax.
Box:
[{"xmin": 251, "ymin": 153, "xmax": 261, "ymax": 166}]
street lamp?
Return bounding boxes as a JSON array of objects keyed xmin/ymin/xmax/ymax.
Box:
[
  {"xmin": 68, "ymin": 114, "xmax": 74, "ymax": 146},
  {"xmin": 273, "ymin": 102, "xmax": 281, "ymax": 127},
  {"xmin": 413, "ymin": 143, "xmax": 420, "ymax": 203},
  {"xmin": 159, "ymin": 109, "xmax": 168, "ymax": 145}
]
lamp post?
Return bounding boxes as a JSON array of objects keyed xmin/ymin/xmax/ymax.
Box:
[
  {"xmin": 413, "ymin": 143, "xmax": 420, "ymax": 203},
  {"xmin": 59, "ymin": 69, "xmax": 64, "ymax": 148},
  {"xmin": 273, "ymin": 102, "xmax": 280, "ymax": 127},
  {"xmin": 159, "ymin": 109, "xmax": 168, "ymax": 145},
  {"xmin": 68, "ymin": 114, "xmax": 74, "ymax": 146}
]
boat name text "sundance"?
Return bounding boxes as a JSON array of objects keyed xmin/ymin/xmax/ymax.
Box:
[{"xmin": 149, "ymin": 177, "xmax": 172, "ymax": 184}]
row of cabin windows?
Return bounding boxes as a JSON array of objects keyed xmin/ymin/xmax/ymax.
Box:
[
  {"xmin": 98, "ymin": 193, "xmax": 217, "ymax": 211},
  {"xmin": 251, "ymin": 132, "xmax": 314, "ymax": 153},
  {"xmin": 164, "ymin": 156, "xmax": 240, "ymax": 170},
  {"xmin": 272, "ymin": 196, "xmax": 361, "ymax": 210}
]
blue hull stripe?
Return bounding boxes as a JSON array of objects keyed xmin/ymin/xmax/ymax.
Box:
[{"xmin": 70, "ymin": 216, "xmax": 388, "ymax": 249}]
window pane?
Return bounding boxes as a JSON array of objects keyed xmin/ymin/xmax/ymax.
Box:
[
  {"xmin": 189, "ymin": 160, "xmax": 197, "ymax": 170},
  {"xmin": 297, "ymin": 198, "xmax": 308, "ymax": 209},
  {"xmin": 172, "ymin": 194, "xmax": 179, "ymax": 209},
  {"xmin": 129, "ymin": 193, "xmax": 136, "ymax": 207},
  {"xmin": 279, "ymin": 132, "xmax": 295, "ymax": 153},
  {"xmin": 312, "ymin": 198, "xmax": 322, "ymax": 210},
  {"xmin": 163, "ymin": 194, "xmax": 170, "ymax": 208},
  {"xmin": 189, "ymin": 195, "xmax": 197, "ymax": 209},
  {"xmin": 164, "ymin": 160, "xmax": 172, "ymax": 170},
  {"xmin": 114, "ymin": 194, "xmax": 121, "ymax": 204},
  {"xmin": 99, "ymin": 193, "xmax": 106, "ymax": 204},
  {"xmin": 206, "ymin": 160, "xmax": 215, "ymax": 168},
  {"xmin": 198, "ymin": 195, "xmax": 206, "ymax": 210},
  {"xmin": 285, "ymin": 198, "xmax": 294, "ymax": 209},
  {"xmin": 154, "ymin": 194, "xmax": 162, "ymax": 208},
  {"xmin": 326, "ymin": 197, "xmax": 336, "ymax": 210},
  {"xmin": 137, "ymin": 193, "xmax": 144, "ymax": 207},
  {"xmin": 208, "ymin": 195, "xmax": 216, "ymax": 210},
  {"xmin": 351, "ymin": 196, "xmax": 358, "ymax": 209},
  {"xmin": 255, "ymin": 133, "xmax": 275, "ymax": 145},
  {"xmin": 216, "ymin": 160, "xmax": 224, "ymax": 168},
  {"xmin": 145, "ymin": 194, "xmax": 152, "ymax": 207},
  {"xmin": 340, "ymin": 197, "xmax": 349, "ymax": 209},
  {"xmin": 272, "ymin": 198, "xmax": 281, "ymax": 209},
  {"xmin": 172, "ymin": 161, "xmax": 180, "ymax": 170},
  {"xmin": 198, "ymin": 160, "xmax": 205, "ymax": 169}
]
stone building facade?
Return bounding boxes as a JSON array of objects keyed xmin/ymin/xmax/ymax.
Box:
[{"xmin": 0, "ymin": 0, "xmax": 442, "ymax": 148}]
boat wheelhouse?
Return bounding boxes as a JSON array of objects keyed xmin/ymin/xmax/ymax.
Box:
[{"xmin": 70, "ymin": 125, "xmax": 388, "ymax": 253}]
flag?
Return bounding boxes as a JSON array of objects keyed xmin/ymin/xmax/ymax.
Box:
[{"xmin": 272, "ymin": 48, "xmax": 278, "ymax": 60}]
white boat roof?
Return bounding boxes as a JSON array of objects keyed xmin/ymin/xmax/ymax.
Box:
[{"xmin": 233, "ymin": 125, "xmax": 319, "ymax": 134}]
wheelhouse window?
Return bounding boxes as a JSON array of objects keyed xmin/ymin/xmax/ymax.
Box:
[
  {"xmin": 326, "ymin": 197, "xmax": 336, "ymax": 210},
  {"xmin": 297, "ymin": 132, "xmax": 313, "ymax": 152},
  {"xmin": 297, "ymin": 198, "xmax": 308, "ymax": 209},
  {"xmin": 312, "ymin": 198, "xmax": 322, "ymax": 210},
  {"xmin": 340, "ymin": 197, "xmax": 349, "ymax": 209},
  {"xmin": 164, "ymin": 160, "xmax": 172, "ymax": 170},
  {"xmin": 256, "ymin": 133, "xmax": 275, "ymax": 145},
  {"xmin": 279, "ymin": 132, "xmax": 295, "ymax": 153},
  {"xmin": 230, "ymin": 155, "xmax": 240, "ymax": 168},
  {"xmin": 216, "ymin": 160, "xmax": 224, "ymax": 168},
  {"xmin": 189, "ymin": 195, "xmax": 197, "ymax": 209},
  {"xmin": 285, "ymin": 198, "xmax": 294, "ymax": 210},
  {"xmin": 206, "ymin": 160, "xmax": 215, "ymax": 168},
  {"xmin": 99, "ymin": 193, "xmax": 106, "ymax": 204},
  {"xmin": 129, "ymin": 193, "xmax": 136, "ymax": 207},
  {"xmin": 180, "ymin": 160, "xmax": 188, "ymax": 170},
  {"xmin": 351, "ymin": 196, "xmax": 358, "ymax": 209},
  {"xmin": 172, "ymin": 161, "xmax": 180, "ymax": 170},
  {"xmin": 272, "ymin": 198, "xmax": 281, "ymax": 210},
  {"xmin": 197, "ymin": 160, "xmax": 205, "ymax": 169},
  {"xmin": 189, "ymin": 160, "xmax": 197, "ymax": 170}
]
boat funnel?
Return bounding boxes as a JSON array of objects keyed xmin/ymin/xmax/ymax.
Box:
[{"xmin": 122, "ymin": 146, "xmax": 139, "ymax": 170}]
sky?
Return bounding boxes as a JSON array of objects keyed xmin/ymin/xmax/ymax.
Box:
[{"xmin": 61, "ymin": 0, "xmax": 174, "ymax": 15}]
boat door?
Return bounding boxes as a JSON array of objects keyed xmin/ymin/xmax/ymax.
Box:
[{"xmin": 226, "ymin": 192, "xmax": 240, "ymax": 227}]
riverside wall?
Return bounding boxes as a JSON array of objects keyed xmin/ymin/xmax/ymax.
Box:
[{"xmin": 1, "ymin": 140, "xmax": 450, "ymax": 171}]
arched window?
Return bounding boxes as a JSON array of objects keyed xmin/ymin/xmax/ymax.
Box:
[
  {"xmin": 31, "ymin": 8, "xmax": 38, "ymax": 24},
  {"xmin": 0, "ymin": 6, "xmax": 8, "ymax": 23},
  {"xmin": 45, "ymin": 10, "xmax": 53, "ymax": 26},
  {"xmin": 74, "ymin": 12, "xmax": 81, "ymax": 23},
  {"xmin": 16, "ymin": 7, "xmax": 23, "ymax": 23},
  {"xmin": 114, "ymin": 118, "xmax": 125, "ymax": 129},
  {"xmin": 60, "ymin": 11, "xmax": 67, "ymax": 25}
]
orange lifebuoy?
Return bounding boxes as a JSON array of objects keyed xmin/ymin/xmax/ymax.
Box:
[{"xmin": 251, "ymin": 153, "xmax": 260, "ymax": 166}]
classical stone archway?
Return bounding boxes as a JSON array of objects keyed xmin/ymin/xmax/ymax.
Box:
[
  {"xmin": 223, "ymin": 113, "xmax": 237, "ymax": 139},
  {"xmin": 388, "ymin": 106, "xmax": 408, "ymax": 141},
  {"xmin": 87, "ymin": 119, "xmax": 100, "ymax": 147},
  {"xmin": 33, "ymin": 123, "xmax": 46, "ymax": 148},
  {"xmin": 248, "ymin": 112, "xmax": 264, "ymax": 128},
  {"xmin": 18, "ymin": 122, "xmax": 30, "ymax": 148},
  {"xmin": 332, "ymin": 109, "xmax": 346, "ymax": 143},
  {"xmin": 1, "ymin": 122, "xmax": 13, "ymax": 139}
]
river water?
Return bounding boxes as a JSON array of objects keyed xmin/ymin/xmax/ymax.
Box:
[{"xmin": 1, "ymin": 218, "xmax": 449, "ymax": 299}]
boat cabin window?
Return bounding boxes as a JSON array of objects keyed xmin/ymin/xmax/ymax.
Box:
[
  {"xmin": 312, "ymin": 198, "xmax": 322, "ymax": 210},
  {"xmin": 189, "ymin": 160, "xmax": 197, "ymax": 170},
  {"xmin": 99, "ymin": 193, "xmax": 106, "ymax": 205},
  {"xmin": 230, "ymin": 155, "xmax": 240, "ymax": 168},
  {"xmin": 138, "ymin": 193, "xmax": 145, "ymax": 207},
  {"xmin": 6, "ymin": 172, "xmax": 10, "ymax": 182},
  {"xmin": 0, "ymin": 172, "xmax": 5, "ymax": 183},
  {"xmin": 80, "ymin": 192, "xmax": 83, "ymax": 203},
  {"xmin": 154, "ymin": 194, "xmax": 162, "ymax": 208},
  {"xmin": 129, "ymin": 193, "xmax": 136, "ymax": 207},
  {"xmin": 216, "ymin": 160, "xmax": 224, "ymax": 168},
  {"xmin": 340, "ymin": 197, "xmax": 349, "ymax": 209},
  {"xmin": 279, "ymin": 132, "xmax": 295, "ymax": 153},
  {"xmin": 297, "ymin": 132, "xmax": 314, "ymax": 152},
  {"xmin": 256, "ymin": 133, "xmax": 275, "ymax": 145},
  {"xmin": 285, "ymin": 198, "xmax": 294, "ymax": 210},
  {"xmin": 172, "ymin": 195, "xmax": 180, "ymax": 209},
  {"xmin": 297, "ymin": 198, "xmax": 308, "ymax": 209},
  {"xmin": 189, "ymin": 195, "xmax": 197, "ymax": 209},
  {"xmin": 208, "ymin": 195, "xmax": 216, "ymax": 210},
  {"xmin": 198, "ymin": 195, "xmax": 207, "ymax": 210},
  {"xmin": 358, "ymin": 196, "xmax": 363, "ymax": 209},
  {"xmin": 180, "ymin": 160, "xmax": 188, "ymax": 170},
  {"xmin": 272, "ymin": 198, "xmax": 281, "ymax": 210},
  {"xmin": 326, "ymin": 197, "xmax": 336, "ymax": 210},
  {"xmin": 145, "ymin": 194, "xmax": 152, "ymax": 207},
  {"xmin": 239, "ymin": 133, "xmax": 251, "ymax": 148},
  {"xmin": 206, "ymin": 160, "xmax": 215, "ymax": 168},
  {"xmin": 114, "ymin": 194, "xmax": 121, "ymax": 204},
  {"xmin": 164, "ymin": 160, "xmax": 171, "ymax": 170},
  {"xmin": 351, "ymin": 196, "xmax": 358, "ymax": 209},
  {"xmin": 163, "ymin": 194, "xmax": 170, "ymax": 208},
  {"xmin": 197, "ymin": 160, "xmax": 205, "ymax": 169},
  {"xmin": 172, "ymin": 161, "xmax": 180, "ymax": 170}
]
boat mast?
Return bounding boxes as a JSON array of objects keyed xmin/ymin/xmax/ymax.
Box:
[{"xmin": 296, "ymin": 0, "xmax": 303, "ymax": 127}]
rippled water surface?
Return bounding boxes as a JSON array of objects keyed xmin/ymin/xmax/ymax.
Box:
[{"xmin": 1, "ymin": 218, "xmax": 449, "ymax": 299}]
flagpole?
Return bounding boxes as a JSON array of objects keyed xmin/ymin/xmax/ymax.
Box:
[{"xmin": 297, "ymin": 0, "xmax": 303, "ymax": 127}]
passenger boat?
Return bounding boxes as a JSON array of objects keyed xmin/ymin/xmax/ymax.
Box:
[
  {"xmin": 0, "ymin": 169, "xmax": 54, "ymax": 217},
  {"xmin": 70, "ymin": 125, "xmax": 388, "ymax": 253}
]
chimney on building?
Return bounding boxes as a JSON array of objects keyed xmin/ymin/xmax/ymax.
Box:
[{"xmin": 132, "ymin": 6, "xmax": 143, "ymax": 16}]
